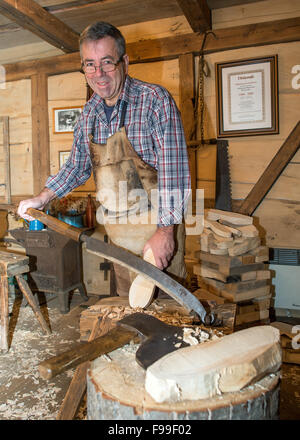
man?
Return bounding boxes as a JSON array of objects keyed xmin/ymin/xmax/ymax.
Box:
[{"xmin": 18, "ymin": 22, "xmax": 190, "ymax": 293}]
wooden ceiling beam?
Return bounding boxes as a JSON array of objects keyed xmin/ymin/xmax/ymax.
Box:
[
  {"xmin": 176, "ymin": 0, "xmax": 211, "ymax": 33},
  {"xmin": 3, "ymin": 17, "xmax": 300, "ymax": 81},
  {"xmin": 0, "ymin": 0, "xmax": 79, "ymax": 53}
]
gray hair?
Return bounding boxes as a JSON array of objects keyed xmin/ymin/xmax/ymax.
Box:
[{"xmin": 79, "ymin": 22, "xmax": 126, "ymax": 58}]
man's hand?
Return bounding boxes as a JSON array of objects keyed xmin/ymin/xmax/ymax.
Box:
[
  {"xmin": 143, "ymin": 225, "xmax": 175, "ymax": 270},
  {"xmin": 17, "ymin": 188, "xmax": 56, "ymax": 221}
]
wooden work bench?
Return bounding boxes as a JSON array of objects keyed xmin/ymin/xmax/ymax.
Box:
[{"xmin": 0, "ymin": 250, "xmax": 51, "ymax": 352}]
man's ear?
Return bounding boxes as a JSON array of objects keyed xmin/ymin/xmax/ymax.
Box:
[{"xmin": 123, "ymin": 54, "xmax": 129, "ymax": 74}]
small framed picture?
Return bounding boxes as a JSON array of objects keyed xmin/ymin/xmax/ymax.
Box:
[
  {"xmin": 59, "ymin": 151, "xmax": 71, "ymax": 168},
  {"xmin": 53, "ymin": 106, "xmax": 82, "ymax": 134},
  {"xmin": 216, "ymin": 55, "xmax": 279, "ymax": 137}
]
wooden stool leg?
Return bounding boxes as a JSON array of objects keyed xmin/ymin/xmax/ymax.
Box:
[
  {"xmin": 15, "ymin": 275, "xmax": 51, "ymax": 335},
  {"xmin": 0, "ymin": 275, "xmax": 9, "ymax": 352}
]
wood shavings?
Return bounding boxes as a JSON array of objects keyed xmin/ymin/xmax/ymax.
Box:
[
  {"xmin": 48, "ymin": 196, "xmax": 88, "ymax": 216},
  {"xmin": 0, "ymin": 295, "xmax": 87, "ymax": 420},
  {"xmin": 182, "ymin": 326, "xmax": 219, "ymax": 346}
]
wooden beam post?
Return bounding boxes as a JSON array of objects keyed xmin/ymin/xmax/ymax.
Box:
[
  {"xmin": 31, "ymin": 73, "xmax": 50, "ymax": 195},
  {"xmin": 176, "ymin": 0, "xmax": 211, "ymax": 33},
  {"xmin": 3, "ymin": 17, "xmax": 300, "ymax": 82},
  {"xmin": 179, "ymin": 53, "xmax": 196, "ymax": 200},
  {"xmin": 238, "ymin": 121, "xmax": 300, "ymax": 216},
  {"xmin": 0, "ymin": 0, "xmax": 79, "ymax": 53},
  {"xmin": 0, "ymin": 117, "xmax": 11, "ymax": 204}
]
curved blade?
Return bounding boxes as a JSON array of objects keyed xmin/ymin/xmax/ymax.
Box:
[{"xmin": 82, "ymin": 234, "xmax": 212, "ymax": 325}]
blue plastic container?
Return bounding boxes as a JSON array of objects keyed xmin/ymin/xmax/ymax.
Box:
[
  {"xmin": 58, "ymin": 212, "xmax": 84, "ymax": 228},
  {"xmin": 29, "ymin": 219, "xmax": 44, "ymax": 231}
]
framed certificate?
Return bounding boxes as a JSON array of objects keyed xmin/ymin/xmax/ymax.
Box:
[{"xmin": 216, "ymin": 55, "xmax": 279, "ymax": 137}]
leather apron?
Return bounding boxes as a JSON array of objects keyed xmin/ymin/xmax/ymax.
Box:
[{"xmin": 89, "ymin": 102, "xmax": 186, "ymax": 296}]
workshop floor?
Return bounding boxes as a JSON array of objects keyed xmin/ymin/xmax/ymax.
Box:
[{"xmin": 0, "ymin": 291, "xmax": 299, "ymax": 420}]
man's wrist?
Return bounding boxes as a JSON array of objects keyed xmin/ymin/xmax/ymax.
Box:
[
  {"xmin": 38, "ymin": 188, "xmax": 57, "ymax": 206},
  {"xmin": 157, "ymin": 225, "xmax": 174, "ymax": 234}
]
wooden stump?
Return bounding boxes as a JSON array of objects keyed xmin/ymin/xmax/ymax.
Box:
[{"xmin": 87, "ymin": 345, "xmax": 280, "ymax": 420}]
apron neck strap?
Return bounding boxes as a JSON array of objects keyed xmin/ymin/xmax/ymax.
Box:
[
  {"xmin": 119, "ymin": 101, "xmax": 128, "ymax": 129},
  {"xmin": 91, "ymin": 100, "xmax": 128, "ymax": 138}
]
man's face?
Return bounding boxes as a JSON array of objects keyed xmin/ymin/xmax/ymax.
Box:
[{"xmin": 81, "ymin": 36, "xmax": 129, "ymax": 106}]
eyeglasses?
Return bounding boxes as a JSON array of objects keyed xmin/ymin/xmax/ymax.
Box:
[{"xmin": 82, "ymin": 56, "xmax": 123, "ymax": 74}]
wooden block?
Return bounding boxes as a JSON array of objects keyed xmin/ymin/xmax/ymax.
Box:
[
  {"xmin": 209, "ymin": 243, "xmax": 229, "ymax": 255},
  {"xmin": 212, "ymin": 233, "xmax": 233, "ymax": 244},
  {"xmin": 235, "ymin": 309, "xmax": 269, "ymax": 326},
  {"xmin": 198, "ymin": 276, "xmax": 226, "ymax": 291},
  {"xmin": 240, "ymin": 270, "xmax": 271, "ymax": 281},
  {"xmin": 236, "ymin": 302, "xmax": 257, "ymax": 315},
  {"xmin": 250, "ymin": 246, "xmax": 270, "ymax": 262},
  {"xmin": 237, "ymin": 298, "xmax": 270, "ymax": 315},
  {"xmin": 200, "ymin": 277, "xmax": 268, "ymax": 294},
  {"xmin": 235, "ymin": 225, "xmax": 259, "ymax": 238},
  {"xmin": 220, "ymin": 285, "xmax": 271, "ymax": 302},
  {"xmin": 193, "ymin": 264, "xmax": 228, "ymax": 283},
  {"xmin": 195, "ymin": 251, "xmax": 265, "ymax": 275},
  {"xmin": 240, "ymin": 254, "xmax": 256, "ymax": 264},
  {"xmin": 204, "ymin": 219, "xmax": 233, "ymax": 238},
  {"xmin": 192, "ymin": 288, "xmax": 228, "ymax": 304},
  {"xmin": 197, "ymin": 277, "xmax": 223, "ymax": 295},
  {"xmin": 252, "ymin": 296, "xmax": 271, "ymax": 310},
  {"xmin": 228, "ymin": 237, "xmax": 261, "ymax": 257},
  {"xmin": 240, "ymin": 271, "xmax": 257, "ymax": 281},
  {"xmin": 145, "ymin": 326, "xmax": 281, "ymax": 403},
  {"xmin": 282, "ymin": 349, "xmax": 300, "ymax": 365},
  {"xmin": 213, "ymin": 236, "xmax": 235, "ymax": 250},
  {"xmin": 195, "ymin": 251, "xmax": 243, "ymax": 271},
  {"xmin": 206, "ymin": 209, "xmax": 253, "ymax": 225},
  {"xmin": 228, "ymin": 263, "xmax": 265, "ymax": 277},
  {"xmin": 198, "ymin": 229, "xmax": 214, "ymax": 252},
  {"xmin": 225, "ymin": 279, "xmax": 268, "ymax": 293}
]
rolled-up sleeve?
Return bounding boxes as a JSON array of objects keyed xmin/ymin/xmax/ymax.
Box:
[
  {"xmin": 150, "ymin": 95, "xmax": 191, "ymax": 226},
  {"xmin": 45, "ymin": 121, "xmax": 92, "ymax": 198}
]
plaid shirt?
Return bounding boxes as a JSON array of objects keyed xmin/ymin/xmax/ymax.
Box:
[{"xmin": 46, "ymin": 75, "xmax": 191, "ymax": 226}]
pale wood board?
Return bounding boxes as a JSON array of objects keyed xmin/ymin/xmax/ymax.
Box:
[
  {"xmin": 206, "ymin": 209, "xmax": 253, "ymax": 226},
  {"xmin": 145, "ymin": 326, "xmax": 281, "ymax": 402},
  {"xmin": 129, "ymin": 248, "xmax": 157, "ymax": 309}
]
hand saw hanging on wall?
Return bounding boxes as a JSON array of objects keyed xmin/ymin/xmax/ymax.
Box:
[{"xmin": 215, "ymin": 139, "xmax": 232, "ymax": 211}]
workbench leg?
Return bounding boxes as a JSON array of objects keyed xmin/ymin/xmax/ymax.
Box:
[
  {"xmin": 15, "ymin": 275, "xmax": 51, "ymax": 335},
  {"xmin": 78, "ymin": 283, "xmax": 88, "ymax": 302},
  {"xmin": 58, "ymin": 291, "xmax": 70, "ymax": 314},
  {"xmin": 0, "ymin": 275, "xmax": 9, "ymax": 352}
]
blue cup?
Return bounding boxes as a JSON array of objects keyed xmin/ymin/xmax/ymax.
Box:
[{"xmin": 29, "ymin": 219, "xmax": 44, "ymax": 231}]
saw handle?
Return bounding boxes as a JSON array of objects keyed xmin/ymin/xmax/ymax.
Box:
[{"xmin": 26, "ymin": 208, "xmax": 83, "ymax": 241}]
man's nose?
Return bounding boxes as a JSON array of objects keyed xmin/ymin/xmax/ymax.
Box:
[{"xmin": 94, "ymin": 66, "xmax": 106, "ymax": 77}]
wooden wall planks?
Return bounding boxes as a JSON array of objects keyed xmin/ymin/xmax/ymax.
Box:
[{"xmin": 0, "ymin": 2, "xmax": 299, "ymax": 247}]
